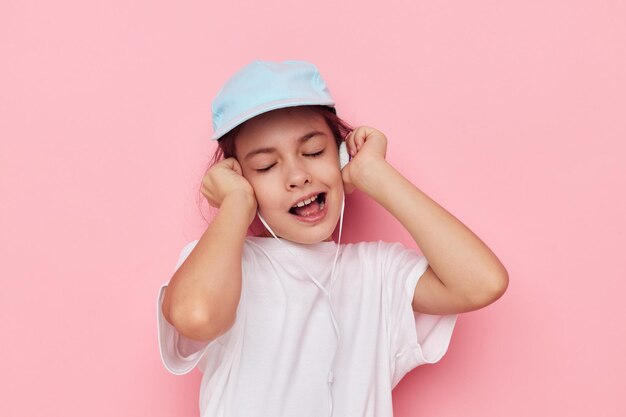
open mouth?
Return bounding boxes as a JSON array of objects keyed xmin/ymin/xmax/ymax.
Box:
[{"xmin": 289, "ymin": 193, "xmax": 326, "ymax": 217}]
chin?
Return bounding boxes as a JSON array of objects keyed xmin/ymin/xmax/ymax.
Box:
[
  {"xmin": 263, "ymin": 214, "xmax": 340, "ymax": 245},
  {"xmin": 273, "ymin": 221, "xmax": 336, "ymax": 244}
]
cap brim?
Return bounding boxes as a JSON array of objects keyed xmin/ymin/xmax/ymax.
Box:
[{"xmin": 211, "ymin": 97, "xmax": 336, "ymax": 140}]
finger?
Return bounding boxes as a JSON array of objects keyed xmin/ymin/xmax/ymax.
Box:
[
  {"xmin": 221, "ymin": 157, "xmax": 236, "ymax": 169},
  {"xmin": 231, "ymin": 158, "xmax": 244, "ymax": 176},
  {"xmin": 222, "ymin": 157, "xmax": 244, "ymax": 176},
  {"xmin": 354, "ymin": 126, "xmax": 373, "ymax": 151},
  {"xmin": 345, "ymin": 130, "xmax": 357, "ymax": 156},
  {"xmin": 347, "ymin": 127, "xmax": 363, "ymax": 153},
  {"xmin": 354, "ymin": 128, "xmax": 365, "ymax": 151}
]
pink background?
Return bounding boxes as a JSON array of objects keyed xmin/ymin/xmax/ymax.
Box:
[{"xmin": 1, "ymin": 1, "xmax": 624, "ymax": 416}]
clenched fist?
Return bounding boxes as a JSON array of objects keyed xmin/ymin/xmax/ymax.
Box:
[{"xmin": 201, "ymin": 158, "xmax": 257, "ymax": 211}]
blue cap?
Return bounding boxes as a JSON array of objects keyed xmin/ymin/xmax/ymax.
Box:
[{"xmin": 211, "ymin": 60, "xmax": 336, "ymax": 140}]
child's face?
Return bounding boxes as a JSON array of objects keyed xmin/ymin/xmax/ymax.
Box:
[{"xmin": 234, "ymin": 107, "xmax": 344, "ymax": 244}]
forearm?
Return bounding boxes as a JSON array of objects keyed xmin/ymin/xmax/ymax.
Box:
[
  {"xmin": 357, "ymin": 160, "xmax": 508, "ymax": 301},
  {"xmin": 163, "ymin": 192, "xmax": 255, "ymax": 341}
]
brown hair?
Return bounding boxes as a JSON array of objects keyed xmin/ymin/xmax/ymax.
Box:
[{"xmin": 197, "ymin": 105, "xmax": 355, "ymax": 230}]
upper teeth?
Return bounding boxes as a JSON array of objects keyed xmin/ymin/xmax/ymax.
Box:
[{"xmin": 293, "ymin": 194, "xmax": 318, "ymax": 208}]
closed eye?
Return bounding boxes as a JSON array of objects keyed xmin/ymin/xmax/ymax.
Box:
[
  {"xmin": 305, "ymin": 150, "xmax": 324, "ymax": 157},
  {"xmin": 256, "ymin": 163, "xmax": 275, "ymax": 172},
  {"xmin": 255, "ymin": 150, "xmax": 324, "ymax": 173}
]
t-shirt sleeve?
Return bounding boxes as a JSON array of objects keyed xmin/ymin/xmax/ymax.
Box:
[
  {"xmin": 382, "ymin": 242, "xmax": 458, "ymax": 388},
  {"xmin": 156, "ymin": 240, "xmax": 230, "ymax": 375}
]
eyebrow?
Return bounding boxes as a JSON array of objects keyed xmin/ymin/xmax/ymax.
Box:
[{"xmin": 243, "ymin": 130, "xmax": 326, "ymax": 161}]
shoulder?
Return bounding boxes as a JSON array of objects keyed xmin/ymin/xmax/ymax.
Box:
[
  {"xmin": 345, "ymin": 240, "xmax": 425, "ymax": 270},
  {"xmin": 242, "ymin": 236, "xmax": 277, "ymax": 256},
  {"xmin": 342, "ymin": 240, "xmax": 408, "ymax": 254},
  {"xmin": 340, "ymin": 240, "xmax": 411, "ymax": 263}
]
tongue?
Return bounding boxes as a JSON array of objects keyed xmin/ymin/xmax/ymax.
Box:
[{"xmin": 293, "ymin": 200, "xmax": 322, "ymax": 217}]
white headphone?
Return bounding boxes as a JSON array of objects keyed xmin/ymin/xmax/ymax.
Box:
[{"xmin": 338, "ymin": 141, "xmax": 350, "ymax": 170}]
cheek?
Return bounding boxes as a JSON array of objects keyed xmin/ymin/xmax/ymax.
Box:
[
  {"xmin": 322, "ymin": 163, "xmax": 343, "ymax": 184},
  {"xmin": 327, "ymin": 168, "xmax": 345, "ymax": 195},
  {"xmin": 248, "ymin": 178, "xmax": 279, "ymax": 207}
]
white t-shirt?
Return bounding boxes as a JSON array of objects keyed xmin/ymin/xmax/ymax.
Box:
[{"xmin": 157, "ymin": 236, "xmax": 458, "ymax": 417}]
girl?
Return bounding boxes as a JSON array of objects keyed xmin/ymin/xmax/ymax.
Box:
[{"xmin": 157, "ymin": 60, "xmax": 508, "ymax": 417}]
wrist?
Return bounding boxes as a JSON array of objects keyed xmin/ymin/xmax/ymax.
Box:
[
  {"xmin": 352, "ymin": 158, "xmax": 392, "ymax": 194},
  {"xmin": 222, "ymin": 191, "xmax": 258, "ymax": 223}
]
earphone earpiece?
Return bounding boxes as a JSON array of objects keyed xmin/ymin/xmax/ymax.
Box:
[{"xmin": 338, "ymin": 141, "xmax": 350, "ymax": 170}]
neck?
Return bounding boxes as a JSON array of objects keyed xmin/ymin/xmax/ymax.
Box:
[{"xmin": 254, "ymin": 229, "xmax": 334, "ymax": 243}]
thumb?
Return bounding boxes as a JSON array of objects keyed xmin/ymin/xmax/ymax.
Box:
[{"xmin": 223, "ymin": 157, "xmax": 244, "ymax": 176}]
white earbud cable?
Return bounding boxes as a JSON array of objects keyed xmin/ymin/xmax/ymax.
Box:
[{"xmin": 256, "ymin": 192, "xmax": 345, "ymax": 417}]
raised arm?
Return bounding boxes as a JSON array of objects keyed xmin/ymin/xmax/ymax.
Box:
[
  {"xmin": 343, "ymin": 127, "xmax": 509, "ymax": 314},
  {"xmin": 162, "ymin": 158, "xmax": 257, "ymax": 341}
]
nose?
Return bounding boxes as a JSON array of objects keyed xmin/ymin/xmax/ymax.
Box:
[{"xmin": 285, "ymin": 159, "xmax": 312, "ymax": 190}]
